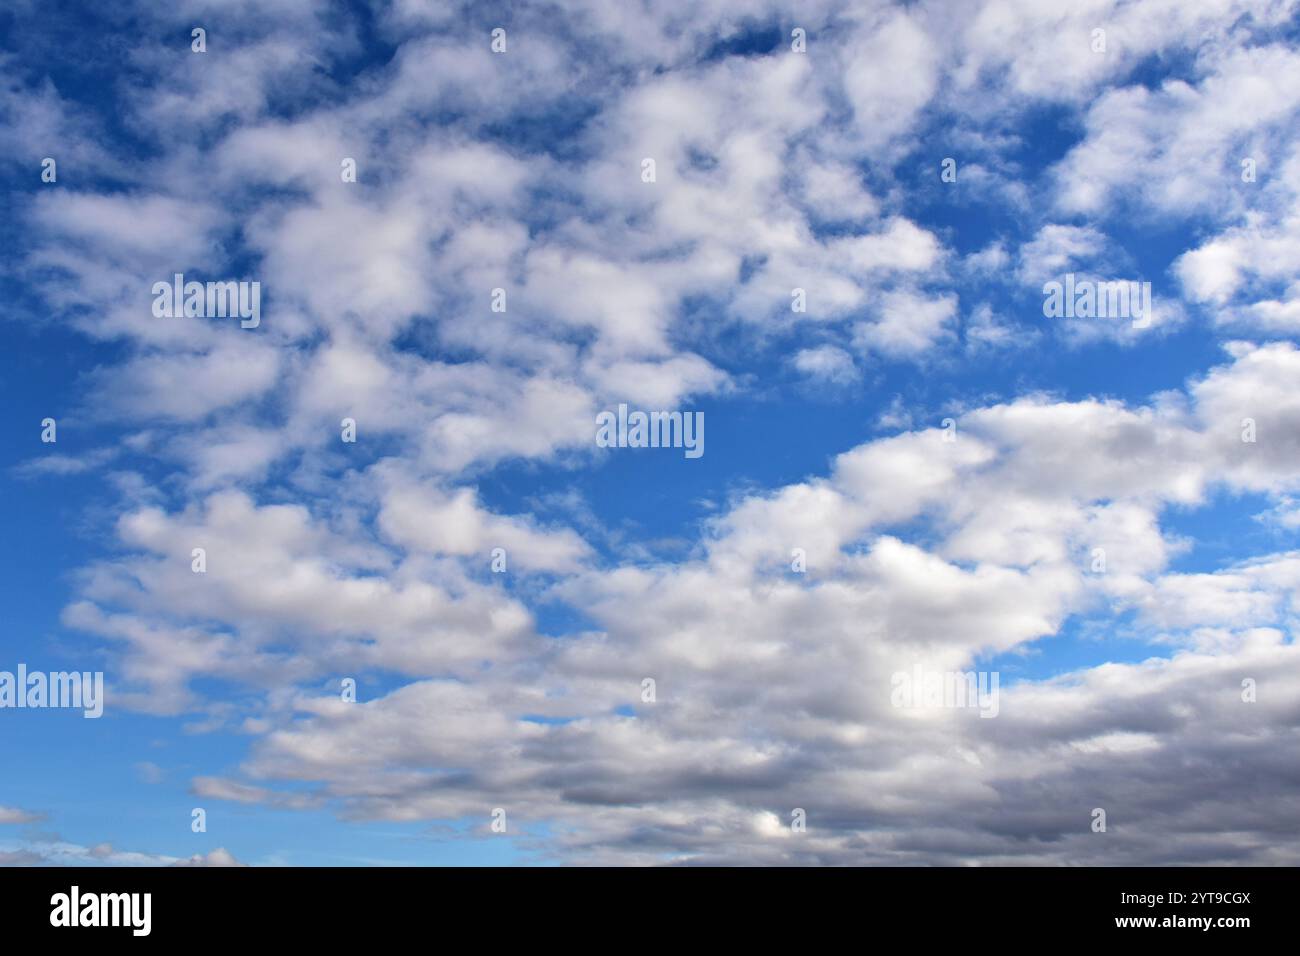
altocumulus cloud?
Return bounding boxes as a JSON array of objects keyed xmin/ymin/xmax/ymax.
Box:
[{"xmin": 3, "ymin": 0, "xmax": 1300, "ymax": 865}]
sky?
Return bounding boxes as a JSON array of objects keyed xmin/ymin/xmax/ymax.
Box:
[{"xmin": 2, "ymin": 0, "xmax": 1300, "ymax": 866}]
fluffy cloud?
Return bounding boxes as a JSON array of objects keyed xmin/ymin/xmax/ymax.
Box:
[{"xmin": 55, "ymin": 341, "xmax": 1300, "ymax": 862}]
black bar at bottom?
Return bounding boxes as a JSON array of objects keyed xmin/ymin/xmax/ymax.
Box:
[{"xmin": 0, "ymin": 866, "xmax": 1286, "ymax": 942}]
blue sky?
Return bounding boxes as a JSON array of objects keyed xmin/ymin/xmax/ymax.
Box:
[{"xmin": 3, "ymin": 0, "xmax": 1300, "ymax": 866}]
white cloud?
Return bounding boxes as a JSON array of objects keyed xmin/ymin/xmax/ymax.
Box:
[
  {"xmin": 792, "ymin": 345, "xmax": 859, "ymax": 384},
  {"xmin": 0, "ymin": 806, "xmax": 43, "ymax": 825}
]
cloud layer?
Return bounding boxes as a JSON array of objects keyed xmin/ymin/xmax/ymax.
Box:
[{"xmin": 4, "ymin": 0, "xmax": 1300, "ymax": 865}]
